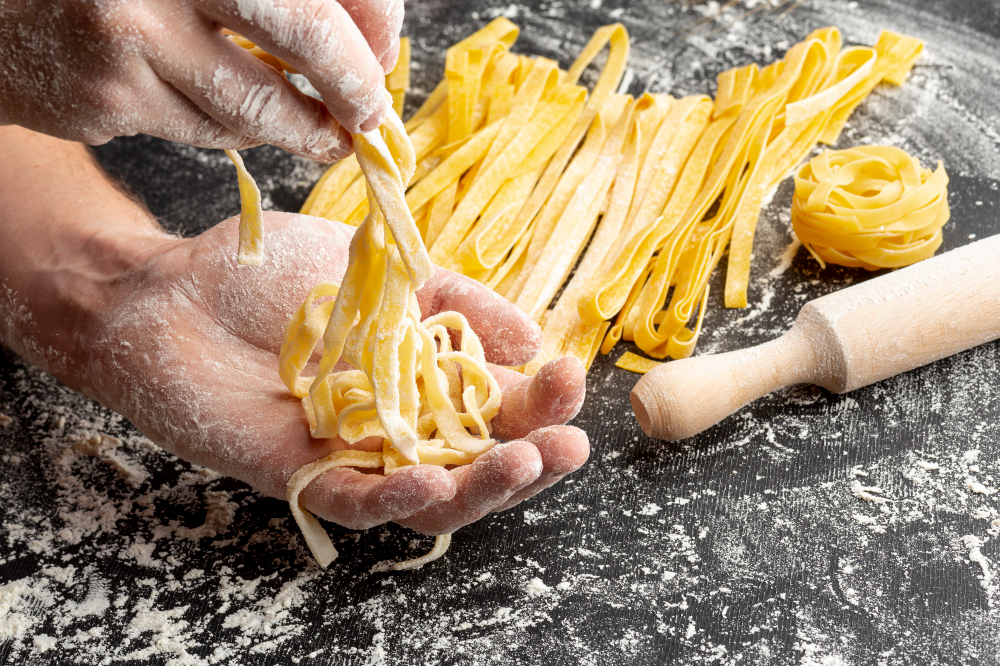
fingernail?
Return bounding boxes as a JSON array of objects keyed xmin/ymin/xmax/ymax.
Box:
[
  {"xmin": 358, "ymin": 108, "xmax": 383, "ymax": 132},
  {"xmin": 354, "ymin": 88, "xmax": 389, "ymax": 133},
  {"xmin": 380, "ymin": 41, "xmax": 401, "ymax": 75},
  {"xmin": 305, "ymin": 119, "xmax": 352, "ymax": 163}
]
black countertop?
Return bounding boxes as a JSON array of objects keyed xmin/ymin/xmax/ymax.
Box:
[{"xmin": 2, "ymin": 1, "xmax": 999, "ymax": 664}]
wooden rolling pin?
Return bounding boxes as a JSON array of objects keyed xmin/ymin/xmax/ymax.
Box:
[{"xmin": 631, "ymin": 234, "xmax": 1000, "ymax": 441}]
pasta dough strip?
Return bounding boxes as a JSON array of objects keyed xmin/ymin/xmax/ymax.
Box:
[
  {"xmin": 515, "ymin": 97, "xmax": 637, "ymax": 321},
  {"xmin": 429, "ymin": 84, "xmax": 588, "ymax": 265},
  {"xmin": 224, "ymin": 149, "xmax": 264, "ymax": 266},
  {"xmin": 279, "ymin": 98, "xmax": 505, "ymax": 568},
  {"xmin": 287, "ymin": 450, "xmax": 384, "ymax": 568},
  {"xmin": 372, "ymin": 534, "xmax": 453, "ymax": 572},
  {"xmin": 497, "ymin": 26, "xmax": 630, "ymax": 293},
  {"xmin": 387, "ymin": 37, "xmax": 411, "ymax": 116},
  {"xmin": 523, "ymin": 99, "xmax": 648, "ymax": 372}
]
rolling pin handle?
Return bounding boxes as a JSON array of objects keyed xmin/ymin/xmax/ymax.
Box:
[{"xmin": 631, "ymin": 324, "xmax": 821, "ymax": 441}]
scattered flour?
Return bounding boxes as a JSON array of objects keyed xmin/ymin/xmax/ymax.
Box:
[{"xmin": 1, "ymin": 0, "xmax": 998, "ymax": 664}]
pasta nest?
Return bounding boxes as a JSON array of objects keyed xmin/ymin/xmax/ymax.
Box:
[{"xmin": 792, "ymin": 146, "xmax": 950, "ymax": 270}]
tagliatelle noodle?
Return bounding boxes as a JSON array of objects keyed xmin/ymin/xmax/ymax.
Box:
[
  {"xmin": 581, "ymin": 106, "xmax": 735, "ymax": 353},
  {"xmin": 419, "ymin": 24, "xmax": 519, "ymax": 252},
  {"xmin": 224, "ymin": 149, "xmax": 264, "ymax": 266},
  {"xmin": 301, "ymin": 39, "xmax": 411, "ymax": 220},
  {"xmin": 542, "ymin": 95, "xmax": 712, "ymax": 368},
  {"xmin": 503, "ymin": 25, "xmax": 630, "ymax": 302},
  {"xmin": 387, "ymin": 37, "xmax": 411, "ymax": 116},
  {"xmin": 614, "ymin": 352, "xmax": 662, "ymax": 374},
  {"xmin": 429, "ymin": 83, "xmax": 589, "ymax": 266},
  {"xmin": 819, "ymin": 31, "xmax": 924, "ymax": 145},
  {"xmin": 257, "ymin": 95, "xmax": 500, "ymax": 569},
  {"xmin": 724, "ymin": 32, "xmax": 878, "ymax": 306},
  {"xmin": 513, "ymin": 95, "xmax": 635, "ymax": 321},
  {"xmin": 521, "ymin": 98, "xmax": 648, "ymax": 374},
  {"xmin": 791, "ymin": 146, "xmax": 949, "ymax": 269}
]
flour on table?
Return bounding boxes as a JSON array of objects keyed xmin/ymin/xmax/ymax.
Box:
[{"xmin": 3, "ymin": 0, "xmax": 1000, "ymax": 662}]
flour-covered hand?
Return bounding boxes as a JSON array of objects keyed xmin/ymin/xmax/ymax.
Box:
[
  {"xmin": 78, "ymin": 212, "xmax": 589, "ymax": 535},
  {"xmin": 0, "ymin": 0, "xmax": 401, "ymax": 159}
]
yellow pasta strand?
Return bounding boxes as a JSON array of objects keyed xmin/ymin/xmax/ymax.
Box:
[
  {"xmin": 614, "ymin": 352, "xmax": 662, "ymax": 374},
  {"xmin": 791, "ymin": 146, "xmax": 949, "ymax": 269},
  {"xmin": 387, "ymin": 37, "xmax": 411, "ymax": 116},
  {"xmin": 286, "ymin": 450, "xmax": 383, "ymax": 568},
  {"xmin": 224, "ymin": 149, "xmax": 264, "ymax": 266},
  {"xmin": 277, "ymin": 98, "xmax": 504, "ymax": 569}
]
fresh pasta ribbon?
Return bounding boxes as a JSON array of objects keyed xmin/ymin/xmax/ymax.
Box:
[
  {"xmin": 224, "ymin": 149, "xmax": 264, "ymax": 266},
  {"xmin": 791, "ymin": 146, "xmax": 950, "ymax": 270},
  {"xmin": 297, "ymin": 22, "xmax": 927, "ymax": 379},
  {"xmin": 614, "ymin": 352, "xmax": 662, "ymax": 374},
  {"xmin": 286, "ymin": 450, "xmax": 384, "ymax": 568},
  {"xmin": 387, "ymin": 37, "xmax": 411, "ymax": 116},
  {"xmin": 277, "ymin": 98, "xmax": 503, "ymax": 569}
]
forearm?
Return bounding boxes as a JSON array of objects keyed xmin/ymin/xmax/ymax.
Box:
[{"xmin": 0, "ymin": 126, "xmax": 169, "ymax": 386}]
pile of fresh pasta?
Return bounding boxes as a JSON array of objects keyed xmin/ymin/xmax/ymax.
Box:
[
  {"xmin": 224, "ymin": 54, "xmax": 507, "ymax": 569},
  {"xmin": 301, "ymin": 19, "xmax": 925, "ymax": 373}
]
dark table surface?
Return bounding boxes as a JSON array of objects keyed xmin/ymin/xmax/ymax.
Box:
[{"xmin": 2, "ymin": 0, "xmax": 1000, "ymax": 664}]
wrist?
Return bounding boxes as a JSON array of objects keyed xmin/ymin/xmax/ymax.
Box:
[
  {"xmin": 1, "ymin": 211, "xmax": 174, "ymax": 385},
  {"xmin": 0, "ymin": 126, "xmax": 175, "ymax": 388}
]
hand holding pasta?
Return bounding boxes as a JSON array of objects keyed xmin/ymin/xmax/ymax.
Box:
[
  {"xmin": 0, "ymin": 125, "xmax": 589, "ymax": 550},
  {"xmin": 91, "ymin": 212, "xmax": 589, "ymax": 543},
  {"xmin": 0, "ymin": 0, "xmax": 402, "ymax": 159}
]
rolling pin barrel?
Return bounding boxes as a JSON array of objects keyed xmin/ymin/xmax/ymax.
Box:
[{"xmin": 632, "ymin": 234, "xmax": 1000, "ymax": 441}]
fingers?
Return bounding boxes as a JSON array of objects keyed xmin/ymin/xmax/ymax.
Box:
[
  {"xmin": 489, "ymin": 358, "xmax": 587, "ymax": 441},
  {"xmin": 297, "ymin": 427, "xmax": 587, "ymax": 536},
  {"xmin": 299, "ymin": 463, "xmax": 457, "ymax": 531},
  {"xmin": 200, "ymin": 0, "xmax": 389, "ymax": 133},
  {"xmin": 153, "ymin": 28, "xmax": 352, "ymax": 161},
  {"xmin": 396, "ymin": 441, "xmax": 543, "ymax": 535},
  {"xmin": 132, "ymin": 69, "xmax": 260, "ymax": 150},
  {"xmin": 336, "ymin": 0, "xmax": 404, "ymax": 73},
  {"xmin": 416, "ymin": 268, "xmax": 542, "ymax": 366},
  {"xmin": 494, "ymin": 425, "xmax": 590, "ymax": 512}
]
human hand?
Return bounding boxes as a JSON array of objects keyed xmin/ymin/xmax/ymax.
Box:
[
  {"xmin": 0, "ymin": 0, "xmax": 402, "ymax": 160},
  {"xmin": 82, "ymin": 212, "xmax": 589, "ymax": 536}
]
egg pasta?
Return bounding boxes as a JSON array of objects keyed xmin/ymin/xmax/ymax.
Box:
[
  {"xmin": 297, "ymin": 21, "xmax": 926, "ymax": 373},
  {"xmin": 791, "ymin": 146, "xmax": 950, "ymax": 270}
]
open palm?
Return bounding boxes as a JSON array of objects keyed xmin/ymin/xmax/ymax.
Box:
[{"xmin": 84, "ymin": 212, "xmax": 589, "ymax": 536}]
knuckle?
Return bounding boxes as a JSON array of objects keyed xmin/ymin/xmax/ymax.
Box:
[
  {"xmin": 184, "ymin": 116, "xmax": 239, "ymax": 149},
  {"xmin": 231, "ymin": 79, "xmax": 284, "ymax": 131},
  {"xmin": 83, "ymin": 79, "xmax": 133, "ymax": 119},
  {"xmin": 69, "ymin": 1, "xmax": 160, "ymax": 50},
  {"xmin": 289, "ymin": 0, "xmax": 341, "ymax": 60}
]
